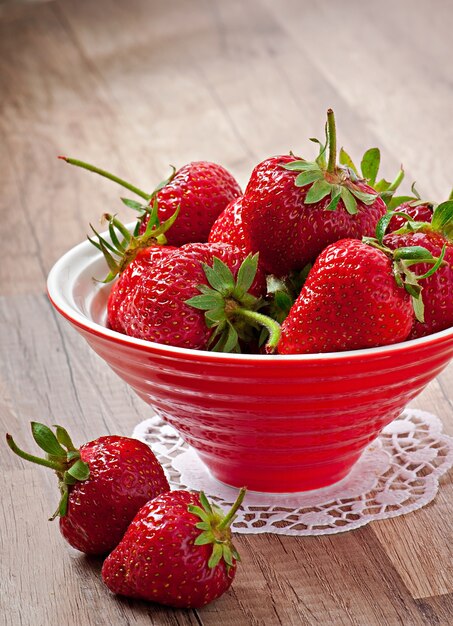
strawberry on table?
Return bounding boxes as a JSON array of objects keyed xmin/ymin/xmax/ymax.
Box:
[
  {"xmin": 102, "ymin": 488, "xmax": 246, "ymax": 608},
  {"xmin": 241, "ymin": 109, "xmax": 387, "ymax": 276},
  {"xmin": 59, "ymin": 156, "xmax": 242, "ymax": 246},
  {"xmin": 6, "ymin": 423, "xmax": 169, "ymax": 554}
]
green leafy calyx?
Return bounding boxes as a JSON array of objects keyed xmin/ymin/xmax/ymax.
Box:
[
  {"xmin": 264, "ymin": 265, "xmax": 312, "ymax": 324},
  {"xmin": 379, "ymin": 202, "xmax": 453, "ymax": 241},
  {"xmin": 188, "ymin": 488, "xmax": 246, "ymax": 571},
  {"xmin": 88, "ymin": 204, "xmax": 179, "ymax": 282},
  {"xmin": 283, "ymin": 109, "xmax": 408, "ymax": 211},
  {"xmin": 282, "ymin": 109, "xmax": 382, "ymax": 215},
  {"xmin": 6, "ymin": 423, "xmax": 90, "ymax": 519},
  {"xmin": 364, "ymin": 216, "xmax": 447, "ymax": 323},
  {"xmin": 185, "ymin": 254, "xmax": 281, "ymax": 354}
]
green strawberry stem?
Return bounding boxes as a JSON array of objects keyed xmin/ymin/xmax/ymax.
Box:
[
  {"xmin": 6, "ymin": 423, "xmax": 90, "ymax": 518},
  {"xmin": 232, "ymin": 307, "xmax": 281, "ymax": 353},
  {"xmin": 6, "ymin": 434, "xmax": 66, "ymax": 472},
  {"xmin": 189, "ymin": 488, "xmax": 246, "ymax": 570},
  {"xmin": 217, "ymin": 487, "xmax": 247, "ymax": 530},
  {"xmin": 282, "ymin": 110, "xmax": 378, "ymax": 215},
  {"xmin": 58, "ymin": 156, "xmax": 151, "ymax": 200},
  {"xmin": 326, "ymin": 108, "xmax": 337, "ymax": 173}
]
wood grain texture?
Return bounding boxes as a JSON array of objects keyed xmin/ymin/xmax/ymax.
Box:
[{"xmin": 1, "ymin": 0, "xmax": 453, "ymax": 624}]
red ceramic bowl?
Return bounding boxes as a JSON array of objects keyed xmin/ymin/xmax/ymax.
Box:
[{"xmin": 47, "ymin": 235, "xmax": 453, "ymax": 493}]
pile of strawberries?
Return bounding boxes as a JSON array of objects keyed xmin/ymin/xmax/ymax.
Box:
[
  {"xmin": 7, "ymin": 422, "xmax": 244, "ymax": 608},
  {"xmin": 61, "ymin": 109, "xmax": 453, "ymax": 354}
]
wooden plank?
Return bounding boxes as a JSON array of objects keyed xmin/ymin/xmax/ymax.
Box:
[
  {"xmin": 0, "ymin": 127, "xmax": 45, "ymax": 295},
  {"xmin": 416, "ymin": 593, "xmax": 453, "ymax": 626},
  {"xmin": 0, "ymin": 468, "xmax": 202, "ymax": 626},
  {"xmin": 260, "ymin": 0, "xmax": 453, "ymax": 198},
  {"xmin": 203, "ymin": 531, "xmax": 426, "ymax": 626}
]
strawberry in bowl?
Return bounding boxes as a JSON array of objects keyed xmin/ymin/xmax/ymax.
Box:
[
  {"xmin": 240, "ymin": 110, "xmax": 387, "ymax": 276},
  {"xmin": 59, "ymin": 157, "xmax": 242, "ymax": 247}
]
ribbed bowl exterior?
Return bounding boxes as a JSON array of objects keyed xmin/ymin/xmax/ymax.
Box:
[
  {"xmin": 76, "ymin": 325, "xmax": 453, "ymax": 492},
  {"xmin": 47, "ymin": 235, "xmax": 453, "ymax": 493}
]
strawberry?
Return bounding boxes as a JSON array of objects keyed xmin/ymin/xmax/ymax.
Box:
[
  {"xmin": 90, "ymin": 216, "xmax": 280, "ymax": 353},
  {"xmin": 6, "ymin": 423, "xmax": 169, "ymax": 555},
  {"xmin": 387, "ymin": 201, "xmax": 433, "ymax": 233},
  {"xmin": 88, "ymin": 211, "xmax": 179, "ymax": 332},
  {"xmin": 107, "ymin": 245, "xmax": 175, "ymax": 333},
  {"xmin": 60, "ymin": 156, "xmax": 242, "ymax": 246},
  {"xmin": 116, "ymin": 243, "xmax": 279, "ymax": 353},
  {"xmin": 138, "ymin": 161, "xmax": 242, "ymax": 246},
  {"xmin": 382, "ymin": 201, "xmax": 453, "ymax": 338},
  {"xmin": 241, "ymin": 110, "xmax": 387, "ymax": 276},
  {"xmin": 382, "ymin": 184, "xmax": 453, "ymax": 233},
  {"xmin": 277, "ymin": 237, "xmax": 441, "ymax": 354},
  {"xmin": 208, "ymin": 197, "xmax": 253, "ymax": 252},
  {"xmin": 102, "ymin": 488, "xmax": 246, "ymax": 608}
]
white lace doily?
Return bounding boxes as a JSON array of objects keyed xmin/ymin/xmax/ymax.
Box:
[{"xmin": 132, "ymin": 409, "xmax": 453, "ymax": 536}]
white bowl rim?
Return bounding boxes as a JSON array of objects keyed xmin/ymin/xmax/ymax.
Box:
[{"xmin": 47, "ymin": 230, "xmax": 453, "ymax": 362}]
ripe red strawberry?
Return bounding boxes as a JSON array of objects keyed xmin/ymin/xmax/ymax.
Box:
[
  {"xmin": 241, "ymin": 110, "xmax": 387, "ymax": 276},
  {"xmin": 123, "ymin": 243, "xmax": 275, "ymax": 351},
  {"xmin": 387, "ymin": 201, "xmax": 433, "ymax": 233},
  {"xmin": 138, "ymin": 161, "xmax": 242, "ymax": 246},
  {"xmin": 102, "ymin": 488, "xmax": 245, "ymax": 608},
  {"xmin": 278, "ymin": 238, "xmax": 429, "ymax": 354},
  {"xmin": 87, "ymin": 212, "xmax": 179, "ymax": 332},
  {"xmin": 60, "ymin": 156, "xmax": 242, "ymax": 246},
  {"xmin": 382, "ymin": 202, "xmax": 453, "ymax": 338},
  {"xmin": 107, "ymin": 246, "xmax": 176, "ymax": 333},
  {"xmin": 6, "ymin": 423, "xmax": 169, "ymax": 555},
  {"xmin": 93, "ymin": 229, "xmax": 280, "ymax": 352},
  {"xmin": 208, "ymin": 197, "xmax": 253, "ymax": 252}
]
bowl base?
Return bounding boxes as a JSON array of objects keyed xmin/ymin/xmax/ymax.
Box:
[{"xmin": 197, "ymin": 451, "xmax": 362, "ymax": 494}]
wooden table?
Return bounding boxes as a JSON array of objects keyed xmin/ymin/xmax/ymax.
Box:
[{"xmin": 1, "ymin": 1, "xmax": 452, "ymax": 624}]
